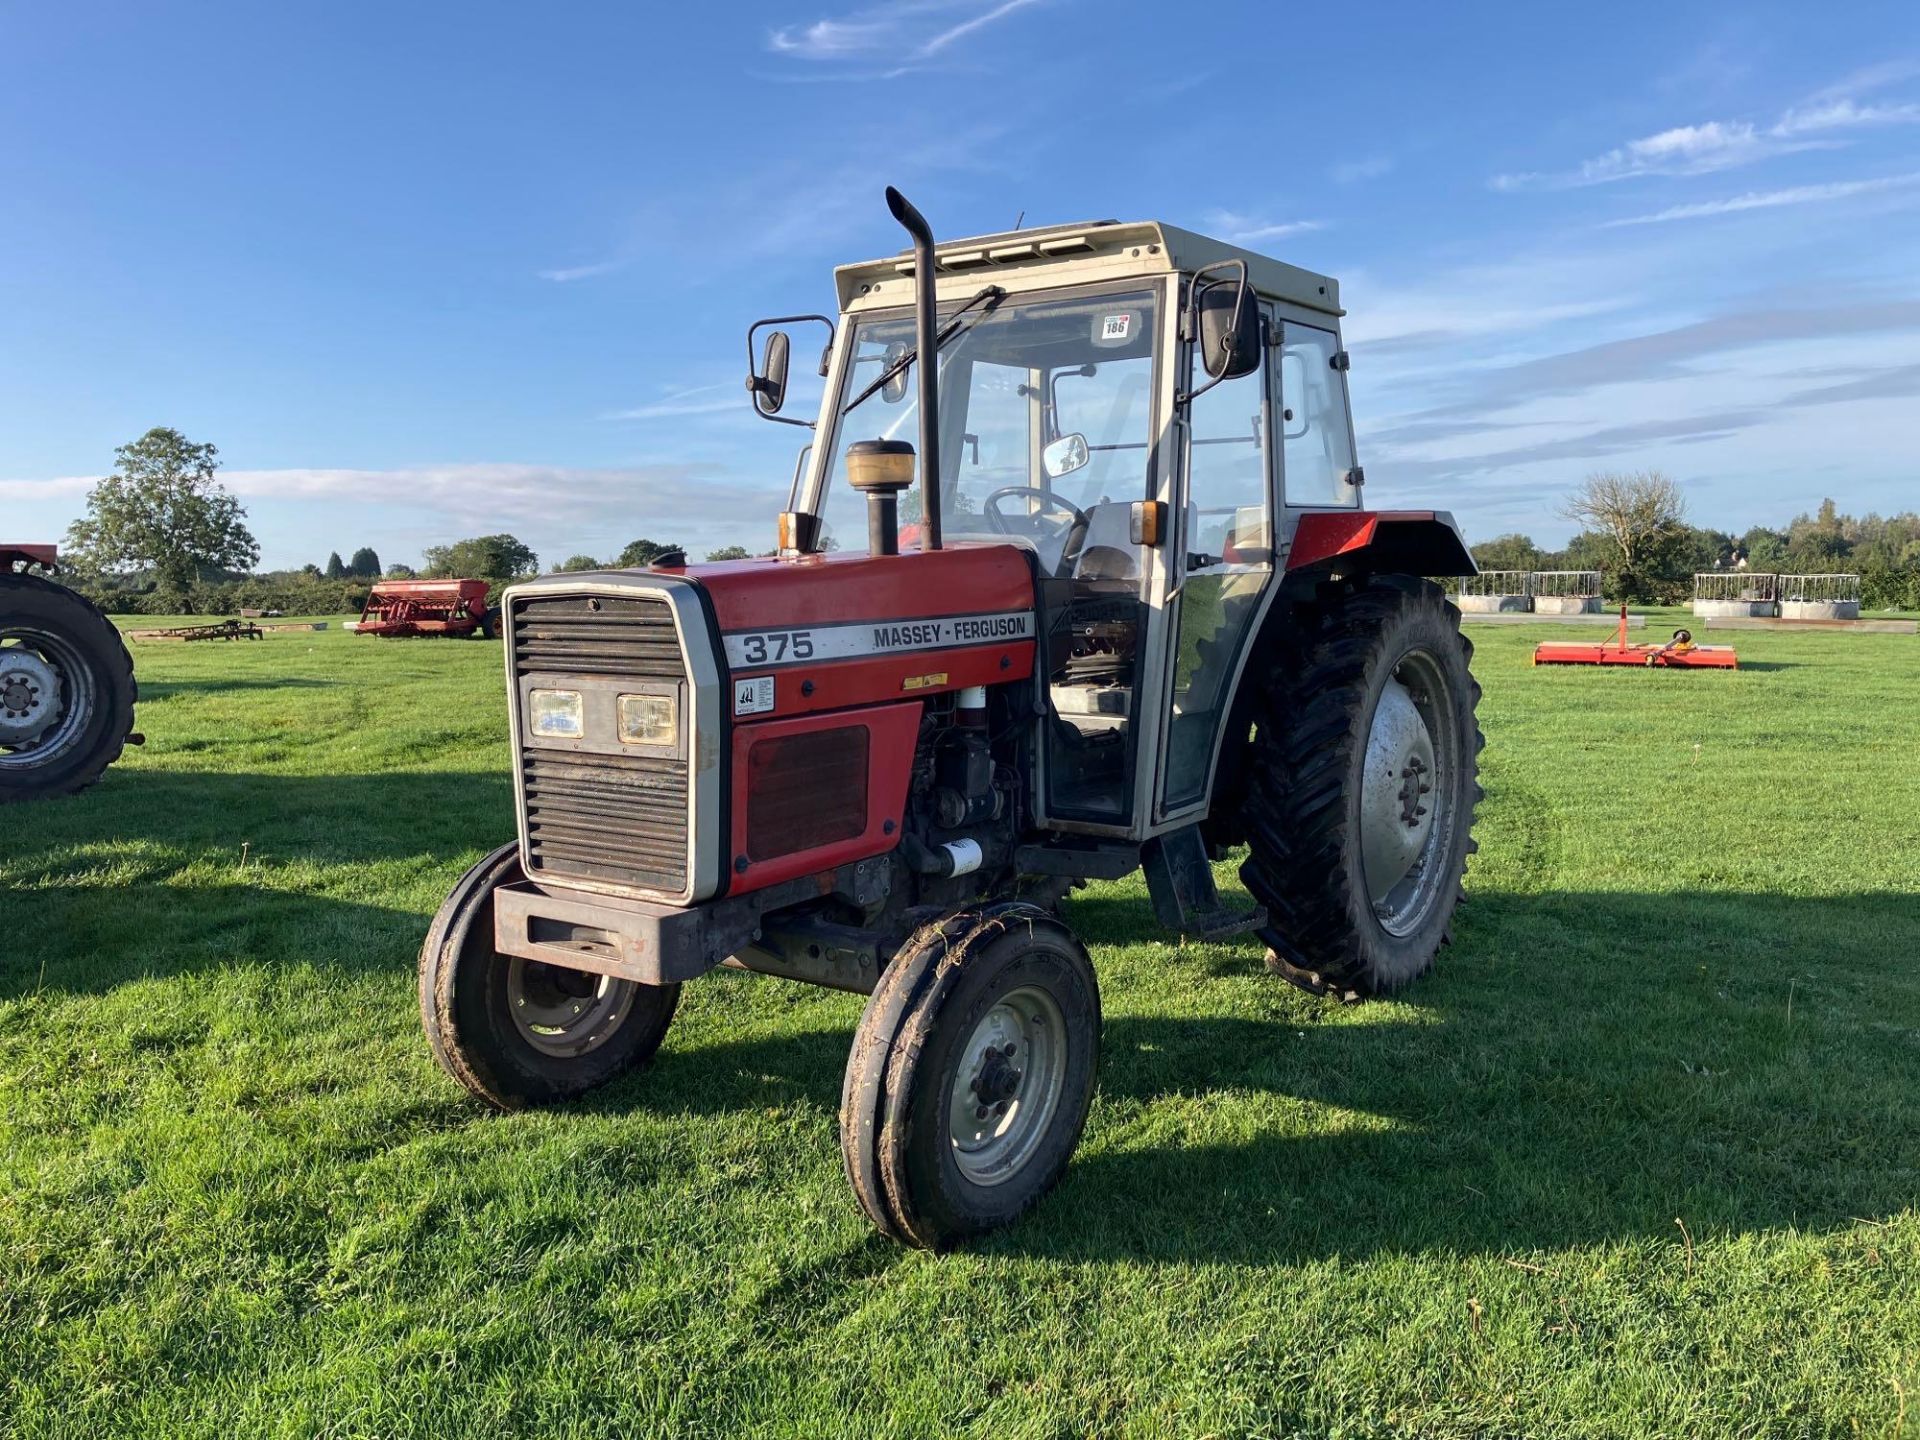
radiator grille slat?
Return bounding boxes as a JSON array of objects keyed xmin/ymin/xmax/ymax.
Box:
[
  {"xmin": 513, "ymin": 592, "xmax": 692, "ymax": 893},
  {"xmin": 511, "ymin": 595, "xmax": 684, "ymax": 682}
]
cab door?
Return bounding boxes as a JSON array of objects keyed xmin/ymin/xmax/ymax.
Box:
[{"xmin": 1156, "ymin": 300, "xmax": 1278, "ymax": 818}]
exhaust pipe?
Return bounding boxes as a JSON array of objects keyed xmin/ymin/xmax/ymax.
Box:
[{"xmin": 884, "ymin": 186, "xmax": 942, "ymax": 552}]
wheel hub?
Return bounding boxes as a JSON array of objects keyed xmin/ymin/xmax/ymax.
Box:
[
  {"xmin": 505, "ymin": 956, "xmax": 637, "ymax": 1059},
  {"xmin": 0, "ymin": 649, "xmax": 61, "ymax": 746},
  {"xmin": 948, "ymin": 985, "xmax": 1068, "ymax": 1187},
  {"xmin": 1361, "ymin": 677, "xmax": 1437, "ymax": 899}
]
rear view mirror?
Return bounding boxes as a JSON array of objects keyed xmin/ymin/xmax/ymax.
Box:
[
  {"xmin": 881, "ymin": 340, "xmax": 910, "ymax": 403},
  {"xmin": 751, "ymin": 330, "xmax": 790, "ymax": 416},
  {"xmin": 1197, "ymin": 279, "xmax": 1260, "ymax": 381},
  {"xmin": 1042, "ymin": 433, "xmax": 1089, "ymax": 480},
  {"xmin": 744, "ymin": 313, "xmax": 834, "ymax": 429}
]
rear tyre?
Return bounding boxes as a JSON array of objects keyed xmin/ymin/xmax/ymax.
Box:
[
  {"xmin": 419, "ymin": 842, "xmax": 681, "ymax": 1109},
  {"xmin": 0, "ymin": 573, "xmax": 137, "ymax": 803},
  {"xmin": 1238, "ymin": 576, "xmax": 1482, "ymax": 998},
  {"xmin": 479, "ymin": 608, "xmax": 501, "ymax": 642},
  {"xmin": 840, "ymin": 903, "xmax": 1100, "ymax": 1248}
]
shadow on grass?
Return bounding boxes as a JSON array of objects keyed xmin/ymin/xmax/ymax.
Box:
[
  {"xmin": 137, "ymin": 677, "xmax": 342, "ymax": 700},
  {"xmin": 12, "ymin": 768, "xmax": 515, "ymax": 869},
  {"xmin": 993, "ymin": 887, "xmax": 1920, "ymax": 1264}
]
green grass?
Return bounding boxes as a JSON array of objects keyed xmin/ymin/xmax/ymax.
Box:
[{"xmin": 4, "ymin": 618, "xmax": 1918, "ymax": 1438}]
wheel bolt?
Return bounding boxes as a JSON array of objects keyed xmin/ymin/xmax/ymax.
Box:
[
  {"xmin": 994, "ymin": 1101, "xmax": 1008, "ymax": 1116},
  {"xmin": 974, "ymin": 1105, "xmax": 989, "ymax": 1121}
]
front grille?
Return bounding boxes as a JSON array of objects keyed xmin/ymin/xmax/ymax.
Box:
[
  {"xmin": 511, "ymin": 594, "xmax": 684, "ymax": 681},
  {"xmin": 512, "ymin": 591, "xmax": 692, "ymax": 894}
]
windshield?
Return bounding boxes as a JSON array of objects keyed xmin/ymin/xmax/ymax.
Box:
[{"xmin": 814, "ymin": 286, "xmax": 1160, "ymax": 570}]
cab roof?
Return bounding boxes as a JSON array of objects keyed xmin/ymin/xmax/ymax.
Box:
[{"xmin": 834, "ymin": 218, "xmax": 1342, "ymax": 317}]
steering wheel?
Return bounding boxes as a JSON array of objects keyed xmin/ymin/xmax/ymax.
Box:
[{"xmin": 982, "ymin": 487, "xmax": 1091, "ymax": 574}]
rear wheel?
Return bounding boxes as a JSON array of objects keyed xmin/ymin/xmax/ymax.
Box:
[
  {"xmin": 419, "ymin": 842, "xmax": 681, "ymax": 1109},
  {"xmin": 0, "ymin": 573, "xmax": 136, "ymax": 802},
  {"xmin": 1238, "ymin": 576, "xmax": 1482, "ymax": 998},
  {"xmin": 840, "ymin": 903, "xmax": 1100, "ymax": 1248}
]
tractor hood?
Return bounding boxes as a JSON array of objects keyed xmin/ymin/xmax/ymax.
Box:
[{"xmin": 672, "ymin": 543, "xmax": 1038, "ymax": 723}]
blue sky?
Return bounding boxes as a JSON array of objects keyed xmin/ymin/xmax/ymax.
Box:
[{"xmin": 4, "ymin": 1, "xmax": 1919, "ymax": 569}]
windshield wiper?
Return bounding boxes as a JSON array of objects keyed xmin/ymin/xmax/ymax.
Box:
[{"xmin": 842, "ymin": 284, "xmax": 1006, "ymax": 414}]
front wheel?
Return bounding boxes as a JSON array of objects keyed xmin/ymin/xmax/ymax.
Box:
[
  {"xmin": 418, "ymin": 842, "xmax": 681, "ymax": 1109},
  {"xmin": 840, "ymin": 903, "xmax": 1100, "ymax": 1248},
  {"xmin": 1238, "ymin": 576, "xmax": 1482, "ymax": 998}
]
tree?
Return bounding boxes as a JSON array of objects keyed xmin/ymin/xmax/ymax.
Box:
[
  {"xmin": 556, "ymin": 554, "xmax": 602, "ymax": 572},
  {"xmin": 300, "ymin": 562, "xmax": 322, "ymax": 578},
  {"xmin": 348, "ymin": 546, "xmax": 382, "ymax": 577},
  {"xmin": 1560, "ymin": 470, "xmax": 1687, "ymax": 601},
  {"xmin": 615, "ymin": 538, "xmax": 681, "ymax": 568},
  {"xmin": 385, "ymin": 562, "xmax": 418, "ymax": 579},
  {"xmin": 421, "ymin": 534, "xmax": 539, "ymax": 582},
  {"xmin": 64, "ymin": 427, "xmax": 260, "ymax": 596},
  {"xmin": 705, "ymin": 545, "xmax": 751, "ymax": 562},
  {"xmin": 324, "ymin": 551, "xmax": 347, "ymax": 579},
  {"xmin": 1468, "ymin": 533, "xmax": 1545, "ymax": 573}
]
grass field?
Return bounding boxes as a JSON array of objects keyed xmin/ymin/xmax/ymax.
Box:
[{"xmin": 4, "ymin": 614, "xmax": 1918, "ymax": 1438}]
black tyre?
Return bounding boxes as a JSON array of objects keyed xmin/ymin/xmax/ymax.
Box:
[
  {"xmin": 840, "ymin": 903, "xmax": 1100, "ymax": 1248},
  {"xmin": 419, "ymin": 842, "xmax": 681, "ymax": 1109},
  {"xmin": 1238, "ymin": 576, "xmax": 1482, "ymax": 999},
  {"xmin": 479, "ymin": 608, "xmax": 501, "ymax": 642},
  {"xmin": 0, "ymin": 573, "xmax": 137, "ymax": 803}
]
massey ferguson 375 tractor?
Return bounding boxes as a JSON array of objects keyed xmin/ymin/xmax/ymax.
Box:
[
  {"xmin": 1, "ymin": 544, "xmax": 140, "ymax": 802},
  {"xmin": 420, "ymin": 189, "xmax": 1482, "ymax": 1247}
]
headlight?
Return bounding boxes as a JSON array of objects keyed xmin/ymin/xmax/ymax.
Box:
[
  {"xmin": 529, "ymin": 688, "xmax": 584, "ymax": 739},
  {"xmin": 618, "ymin": 691, "xmax": 676, "ymax": 746}
]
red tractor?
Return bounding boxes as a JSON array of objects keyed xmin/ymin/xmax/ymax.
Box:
[
  {"xmin": 0, "ymin": 544, "xmax": 140, "ymax": 801},
  {"xmin": 419, "ymin": 190, "xmax": 1482, "ymax": 1247}
]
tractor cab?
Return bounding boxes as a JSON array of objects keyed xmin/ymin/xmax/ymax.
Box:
[{"xmin": 764, "ymin": 208, "xmax": 1371, "ymax": 833}]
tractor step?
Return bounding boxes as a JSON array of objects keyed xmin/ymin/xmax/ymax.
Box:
[{"xmin": 1142, "ymin": 825, "xmax": 1263, "ymax": 939}]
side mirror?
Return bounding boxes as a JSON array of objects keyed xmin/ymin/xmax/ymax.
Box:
[
  {"xmin": 1042, "ymin": 433, "xmax": 1089, "ymax": 480},
  {"xmin": 744, "ymin": 313, "xmax": 835, "ymax": 429},
  {"xmin": 881, "ymin": 340, "xmax": 910, "ymax": 404},
  {"xmin": 1197, "ymin": 278, "xmax": 1260, "ymax": 381},
  {"xmin": 750, "ymin": 330, "xmax": 790, "ymax": 416}
]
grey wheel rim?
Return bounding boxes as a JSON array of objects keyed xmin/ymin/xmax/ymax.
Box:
[
  {"xmin": 506, "ymin": 957, "xmax": 637, "ymax": 1059},
  {"xmin": 0, "ymin": 626, "xmax": 94, "ymax": 770},
  {"xmin": 1359, "ymin": 646, "xmax": 1458, "ymax": 938},
  {"xmin": 947, "ymin": 984, "xmax": 1069, "ymax": 1187}
]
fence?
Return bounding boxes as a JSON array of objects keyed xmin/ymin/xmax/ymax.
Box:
[{"xmin": 1694, "ymin": 572, "xmax": 1777, "ymax": 603}]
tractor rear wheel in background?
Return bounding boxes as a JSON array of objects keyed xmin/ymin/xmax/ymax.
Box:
[
  {"xmin": 419, "ymin": 842, "xmax": 682, "ymax": 1109},
  {"xmin": 0, "ymin": 572, "xmax": 137, "ymax": 803},
  {"xmin": 1238, "ymin": 576, "xmax": 1482, "ymax": 999},
  {"xmin": 840, "ymin": 903, "xmax": 1100, "ymax": 1248}
]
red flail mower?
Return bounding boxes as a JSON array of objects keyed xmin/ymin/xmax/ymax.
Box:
[
  {"xmin": 1533, "ymin": 607, "xmax": 1737, "ymax": 669},
  {"xmin": 348, "ymin": 579, "xmax": 498, "ymax": 639}
]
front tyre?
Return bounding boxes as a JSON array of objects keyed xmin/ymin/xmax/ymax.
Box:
[
  {"xmin": 1239, "ymin": 576, "xmax": 1482, "ymax": 998},
  {"xmin": 840, "ymin": 904, "xmax": 1100, "ymax": 1248},
  {"xmin": 418, "ymin": 842, "xmax": 681, "ymax": 1109}
]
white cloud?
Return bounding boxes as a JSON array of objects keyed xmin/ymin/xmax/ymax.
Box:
[
  {"xmin": 1772, "ymin": 97, "xmax": 1920, "ymax": 137},
  {"xmin": 603, "ymin": 382, "xmax": 743, "ymax": 421},
  {"xmin": 1202, "ymin": 210, "xmax": 1324, "ymax": 245},
  {"xmin": 1331, "ymin": 155, "xmax": 1394, "ymax": 186},
  {"xmin": 767, "ymin": 0, "xmax": 1044, "ymax": 69},
  {"xmin": 1493, "ymin": 64, "xmax": 1920, "ymax": 191},
  {"xmin": 537, "ymin": 260, "xmax": 626, "ymax": 283},
  {"xmin": 1603, "ymin": 172, "xmax": 1920, "ymax": 228}
]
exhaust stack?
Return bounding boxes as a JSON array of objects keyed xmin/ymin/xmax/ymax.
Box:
[{"xmin": 884, "ymin": 186, "xmax": 942, "ymax": 551}]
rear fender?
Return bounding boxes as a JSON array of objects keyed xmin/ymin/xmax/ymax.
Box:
[{"xmin": 1285, "ymin": 510, "xmax": 1477, "ymax": 582}]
